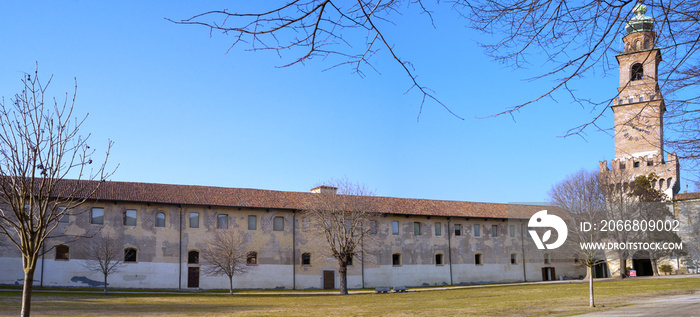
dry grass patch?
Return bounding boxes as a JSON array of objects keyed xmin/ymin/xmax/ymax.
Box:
[{"xmin": 0, "ymin": 277, "xmax": 697, "ymax": 316}]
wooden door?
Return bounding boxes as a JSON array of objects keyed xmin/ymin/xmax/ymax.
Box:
[
  {"xmin": 323, "ymin": 270, "xmax": 334, "ymax": 289},
  {"xmin": 188, "ymin": 267, "xmax": 200, "ymax": 288}
]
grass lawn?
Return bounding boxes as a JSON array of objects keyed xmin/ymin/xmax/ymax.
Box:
[{"xmin": 0, "ymin": 277, "xmax": 698, "ymax": 316}]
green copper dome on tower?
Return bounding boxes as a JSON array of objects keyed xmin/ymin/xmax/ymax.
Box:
[{"xmin": 625, "ymin": 1, "xmax": 654, "ymax": 34}]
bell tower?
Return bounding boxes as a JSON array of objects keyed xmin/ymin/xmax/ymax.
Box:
[{"xmin": 599, "ymin": 1, "xmax": 680, "ymax": 198}]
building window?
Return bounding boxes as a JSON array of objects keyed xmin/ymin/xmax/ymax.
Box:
[
  {"xmin": 511, "ymin": 253, "xmax": 518, "ymax": 264},
  {"xmin": 639, "ymin": 95, "xmax": 645, "ymax": 102},
  {"xmin": 247, "ymin": 251, "xmax": 258, "ymax": 265},
  {"xmin": 188, "ymin": 251, "xmax": 199, "ymax": 264},
  {"xmin": 273, "ymin": 216, "xmax": 284, "ymax": 231},
  {"xmin": 392, "ymin": 253, "xmax": 401, "ymax": 266},
  {"xmin": 474, "ymin": 224, "xmax": 480, "ymax": 237},
  {"xmin": 454, "ymin": 224, "xmax": 462, "ymax": 236},
  {"xmin": 248, "ymin": 215, "xmax": 257, "ymax": 230},
  {"xmin": 435, "ymin": 222, "xmax": 442, "ymax": 236},
  {"xmin": 189, "ymin": 212, "xmax": 199, "ymax": 228},
  {"xmin": 492, "ymin": 225, "xmax": 498, "ymax": 237},
  {"xmin": 475, "ymin": 253, "xmax": 483, "ymax": 265},
  {"xmin": 347, "ymin": 256, "xmax": 353, "ymax": 266},
  {"xmin": 435, "ymin": 254, "xmax": 444, "ymax": 266},
  {"xmin": 392, "ymin": 221, "xmax": 399, "ymax": 235},
  {"xmin": 633, "ymin": 161, "xmax": 640, "ymax": 168},
  {"xmin": 631, "ymin": 63, "xmax": 644, "ymax": 81},
  {"xmin": 620, "ymin": 163, "xmax": 626, "ymax": 169},
  {"xmin": 544, "ymin": 253, "xmax": 551, "ymax": 264},
  {"xmin": 369, "ymin": 220, "xmax": 377, "ymax": 234},
  {"xmin": 124, "ymin": 248, "xmax": 137, "ymax": 262},
  {"xmin": 55, "ymin": 245, "xmax": 70, "ymax": 260},
  {"xmin": 509, "ymin": 225, "xmax": 515, "ymax": 237},
  {"xmin": 124, "ymin": 209, "xmax": 137, "ymax": 226},
  {"xmin": 301, "ymin": 253, "xmax": 311, "ymax": 266},
  {"xmin": 58, "ymin": 207, "xmax": 69, "ymax": 223},
  {"xmin": 156, "ymin": 212, "xmax": 166, "ymax": 227},
  {"xmin": 414, "ymin": 222, "xmax": 421, "ymax": 235},
  {"xmin": 217, "ymin": 214, "xmax": 229, "ymax": 229},
  {"xmin": 647, "ymin": 160, "xmax": 653, "ymax": 166},
  {"xmin": 91, "ymin": 208, "xmax": 104, "ymax": 225}
]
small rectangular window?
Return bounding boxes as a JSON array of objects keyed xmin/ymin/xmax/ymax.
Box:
[
  {"xmin": 414, "ymin": 222, "xmax": 421, "ymax": 235},
  {"xmin": 640, "ymin": 95, "xmax": 645, "ymax": 102},
  {"xmin": 347, "ymin": 256, "xmax": 353, "ymax": 266},
  {"xmin": 56, "ymin": 245, "xmax": 70, "ymax": 260},
  {"xmin": 273, "ymin": 216, "xmax": 284, "ymax": 231},
  {"xmin": 475, "ymin": 253, "xmax": 483, "ymax": 265},
  {"xmin": 435, "ymin": 254, "xmax": 444, "ymax": 265},
  {"xmin": 509, "ymin": 225, "xmax": 515, "ymax": 237},
  {"xmin": 647, "ymin": 160, "xmax": 653, "ymax": 166},
  {"xmin": 124, "ymin": 209, "xmax": 137, "ymax": 226},
  {"xmin": 91, "ymin": 208, "xmax": 104, "ymax": 225},
  {"xmin": 58, "ymin": 207, "xmax": 69, "ymax": 223},
  {"xmin": 633, "ymin": 161, "xmax": 640, "ymax": 168},
  {"xmin": 392, "ymin": 253, "xmax": 401, "ymax": 266},
  {"xmin": 629, "ymin": 97, "xmax": 634, "ymax": 103},
  {"xmin": 474, "ymin": 224, "xmax": 480, "ymax": 237},
  {"xmin": 492, "ymin": 225, "xmax": 498, "ymax": 237},
  {"xmin": 620, "ymin": 163, "xmax": 626, "ymax": 169},
  {"xmin": 248, "ymin": 215, "xmax": 257, "ymax": 230},
  {"xmin": 189, "ymin": 212, "xmax": 199, "ymax": 228},
  {"xmin": 217, "ymin": 214, "xmax": 228, "ymax": 229},
  {"xmin": 511, "ymin": 253, "xmax": 517, "ymax": 264},
  {"xmin": 435, "ymin": 222, "xmax": 442, "ymax": 236},
  {"xmin": 544, "ymin": 253, "xmax": 551, "ymax": 264},
  {"xmin": 392, "ymin": 221, "xmax": 399, "ymax": 235},
  {"xmin": 370, "ymin": 220, "xmax": 377, "ymax": 234},
  {"xmin": 124, "ymin": 248, "xmax": 137, "ymax": 262},
  {"xmin": 247, "ymin": 251, "xmax": 258, "ymax": 265},
  {"xmin": 454, "ymin": 224, "xmax": 462, "ymax": 236}
]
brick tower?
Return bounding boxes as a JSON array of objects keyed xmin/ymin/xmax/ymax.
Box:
[{"xmin": 599, "ymin": 2, "xmax": 680, "ymax": 199}]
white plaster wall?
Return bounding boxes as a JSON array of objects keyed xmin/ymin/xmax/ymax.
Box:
[{"xmin": 193, "ymin": 264, "xmax": 293, "ymax": 290}]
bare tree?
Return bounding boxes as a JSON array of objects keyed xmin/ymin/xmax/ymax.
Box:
[
  {"xmin": 79, "ymin": 234, "xmax": 124, "ymax": 294},
  {"xmin": 304, "ymin": 178, "xmax": 377, "ymax": 295},
  {"xmin": 549, "ymin": 169, "xmax": 607, "ymax": 307},
  {"xmin": 200, "ymin": 230, "xmax": 250, "ymax": 294},
  {"xmin": 0, "ymin": 66, "xmax": 113, "ymax": 317},
  {"xmin": 169, "ymin": 1, "xmax": 464, "ymax": 120}
]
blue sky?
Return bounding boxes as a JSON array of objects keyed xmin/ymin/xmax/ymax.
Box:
[{"xmin": 1, "ymin": 1, "xmax": 678, "ymax": 203}]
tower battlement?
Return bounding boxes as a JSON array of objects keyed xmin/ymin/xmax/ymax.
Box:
[{"xmin": 599, "ymin": 152, "xmax": 680, "ymax": 198}]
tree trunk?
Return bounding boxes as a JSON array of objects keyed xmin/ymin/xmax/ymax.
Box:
[
  {"xmin": 21, "ymin": 267, "xmax": 36, "ymax": 317},
  {"xmin": 619, "ymin": 257, "xmax": 627, "ymax": 277},
  {"xmin": 651, "ymin": 258, "xmax": 660, "ymax": 276},
  {"xmin": 229, "ymin": 275, "xmax": 233, "ymax": 295},
  {"xmin": 588, "ymin": 265, "xmax": 595, "ymax": 307},
  {"xmin": 338, "ymin": 264, "xmax": 348, "ymax": 295},
  {"xmin": 104, "ymin": 273, "xmax": 108, "ymax": 294}
]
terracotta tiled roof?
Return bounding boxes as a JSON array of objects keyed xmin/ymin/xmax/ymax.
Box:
[
  {"xmin": 674, "ymin": 192, "xmax": 700, "ymax": 201},
  {"xmin": 54, "ymin": 179, "xmax": 545, "ymax": 220}
]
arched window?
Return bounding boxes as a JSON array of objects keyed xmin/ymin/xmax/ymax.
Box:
[
  {"xmin": 667, "ymin": 178, "xmax": 673, "ymax": 188},
  {"xmin": 155, "ymin": 212, "xmax": 166, "ymax": 227},
  {"xmin": 247, "ymin": 251, "xmax": 258, "ymax": 265},
  {"xmin": 124, "ymin": 248, "xmax": 137, "ymax": 262},
  {"xmin": 631, "ymin": 63, "xmax": 644, "ymax": 81},
  {"xmin": 659, "ymin": 179, "xmax": 665, "ymax": 189},
  {"xmin": 188, "ymin": 251, "xmax": 199, "ymax": 264},
  {"xmin": 301, "ymin": 253, "xmax": 311, "ymax": 266},
  {"xmin": 55, "ymin": 245, "xmax": 70, "ymax": 260}
]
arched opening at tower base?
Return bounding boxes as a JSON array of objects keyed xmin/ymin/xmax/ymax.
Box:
[
  {"xmin": 632, "ymin": 251, "xmax": 654, "ymax": 276},
  {"xmin": 593, "ymin": 261, "xmax": 609, "ymax": 278}
]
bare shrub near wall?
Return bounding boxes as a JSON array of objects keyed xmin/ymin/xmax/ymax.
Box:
[
  {"xmin": 0, "ymin": 66, "xmax": 114, "ymax": 317},
  {"xmin": 304, "ymin": 178, "xmax": 379, "ymax": 295},
  {"xmin": 201, "ymin": 230, "xmax": 250, "ymax": 294},
  {"xmin": 79, "ymin": 233, "xmax": 123, "ymax": 294}
]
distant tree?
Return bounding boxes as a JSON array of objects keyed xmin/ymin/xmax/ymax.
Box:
[
  {"xmin": 79, "ymin": 234, "xmax": 124, "ymax": 294},
  {"xmin": 0, "ymin": 66, "xmax": 113, "ymax": 317},
  {"xmin": 304, "ymin": 178, "xmax": 378, "ymax": 295},
  {"xmin": 201, "ymin": 230, "xmax": 250, "ymax": 294},
  {"xmin": 658, "ymin": 264, "xmax": 673, "ymax": 275},
  {"xmin": 550, "ymin": 169, "xmax": 607, "ymax": 308}
]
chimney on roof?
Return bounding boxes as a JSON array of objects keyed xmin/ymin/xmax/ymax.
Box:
[{"xmin": 310, "ymin": 185, "xmax": 338, "ymax": 195}]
